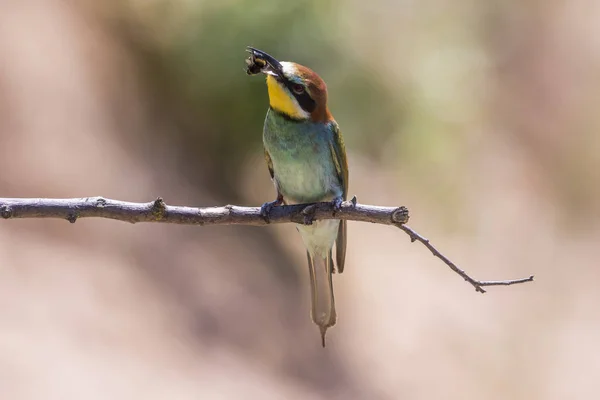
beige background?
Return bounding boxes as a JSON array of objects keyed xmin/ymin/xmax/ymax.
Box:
[{"xmin": 0, "ymin": 1, "xmax": 598, "ymax": 399}]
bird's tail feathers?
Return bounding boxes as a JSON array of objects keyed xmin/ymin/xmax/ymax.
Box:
[{"xmin": 306, "ymin": 250, "xmax": 337, "ymax": 347}]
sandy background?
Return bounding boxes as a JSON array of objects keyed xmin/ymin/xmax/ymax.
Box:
[{"xmin": 0, "ymin": 1, "xmax": 599, "ymax": 399}]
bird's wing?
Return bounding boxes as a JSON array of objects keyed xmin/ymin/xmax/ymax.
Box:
[
  {"xmin": 329, "ymin": 122, "xmax": 348, "ymax": 200},
  {"xmin": 329, "ymin": 121, "xmax": 348, "ymax": 273},
  {"xmin": 264, "ymin": 147, "xmax": 275, "ymax": 180}
]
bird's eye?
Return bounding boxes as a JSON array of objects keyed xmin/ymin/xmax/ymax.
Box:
[{"xmin": 292, "ymin": 84, "xmax": 305, "ymax": 94}]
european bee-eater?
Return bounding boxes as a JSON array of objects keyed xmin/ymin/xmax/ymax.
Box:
[{"xmin": 245, "ymin": 47, "xmax": 348, "ymax": 347}]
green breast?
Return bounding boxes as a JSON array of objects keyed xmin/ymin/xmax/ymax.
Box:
[{"xmin": 263, "ymin": 109, "xmax": 343, "ymax": 204}]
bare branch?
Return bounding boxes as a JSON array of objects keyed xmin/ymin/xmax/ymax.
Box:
[
  {"xmin": 0, "ymin": 196, "xmax": 408, "ymax": 226},
  {"xmin": 397, "ymin": 225, "xmax": 534, "ymax": 293},
  {"xmin": 0, "ymin": 196, "xmax": 533, "ymax": 293}
]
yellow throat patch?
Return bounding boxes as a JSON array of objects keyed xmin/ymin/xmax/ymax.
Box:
[{"xmin": 266, "ymin": 75, "xmax": 307, "ymax": 119}]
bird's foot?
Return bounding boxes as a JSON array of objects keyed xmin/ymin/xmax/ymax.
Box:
[
  {"xmin": 331, "ymin": 196, "xmax": 344, "ymax": 216},
  {"xmin": 260, "ymin": 195, "xmax": 283, "ymax": 223},
  {"xmin": 301, "ymin": 204, "xmax": 317, "ymax": 225}
]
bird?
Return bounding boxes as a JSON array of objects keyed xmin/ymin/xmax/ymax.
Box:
[{"xmin": 245, "ymin": 47, "xmax": 348, "ymax": 347}]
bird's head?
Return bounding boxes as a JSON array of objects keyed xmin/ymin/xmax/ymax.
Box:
[{"xmin": 246, "ymin": 47, "xmax": 331, "ymax": 123}]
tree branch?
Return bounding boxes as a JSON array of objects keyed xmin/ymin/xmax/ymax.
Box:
[{"xmin": 0, "ymin": 196, "xmax": 533, "ymax": 293}]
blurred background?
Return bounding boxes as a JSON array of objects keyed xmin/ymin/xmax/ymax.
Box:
[{"xmin": 0, "ymin": 0, "xmax": 599, "ymax": 398}]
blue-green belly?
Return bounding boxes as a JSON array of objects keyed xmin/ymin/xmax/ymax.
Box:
[
  {"xmin": 263, "ymin": 109, "xmax": 343, "ymax": 257},
  {"xmin": 263, "ymin": 109, "xmax": 342, "ymax": 204}
]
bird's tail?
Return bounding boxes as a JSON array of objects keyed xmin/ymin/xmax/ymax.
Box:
[{"xmin": 306, "ymin": 250, "xmax": 337, "ymax": 347}]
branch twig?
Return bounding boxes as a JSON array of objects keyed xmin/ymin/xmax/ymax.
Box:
[
  {"xmin": 0, "ymin": 196, "xmax": 533, "ymax": 293},
  {"xmin": 397, "ymin": 225, "xmax": 533, "ymax": 293}
]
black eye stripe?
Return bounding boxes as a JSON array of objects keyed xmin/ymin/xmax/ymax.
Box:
[{"xmin": 283, "ymin": 79, "xmax": 316, "ymax": 113}]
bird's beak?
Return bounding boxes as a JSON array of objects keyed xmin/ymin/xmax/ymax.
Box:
[{"xmin": 246, "ymin": 47, "xmax": 284, "ymax": 79}]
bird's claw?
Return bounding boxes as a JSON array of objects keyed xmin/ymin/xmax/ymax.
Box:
[
  {"xmin": 331, "ymin": 196, "xmax": 343, "ymax": 216},
  {"xmin": 301, "ymin": 204, "xmax": 317, "ymax": 225},
  {"xmin": 260, "ymin": 197, "xmax": 283, "ymax": 223}
]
